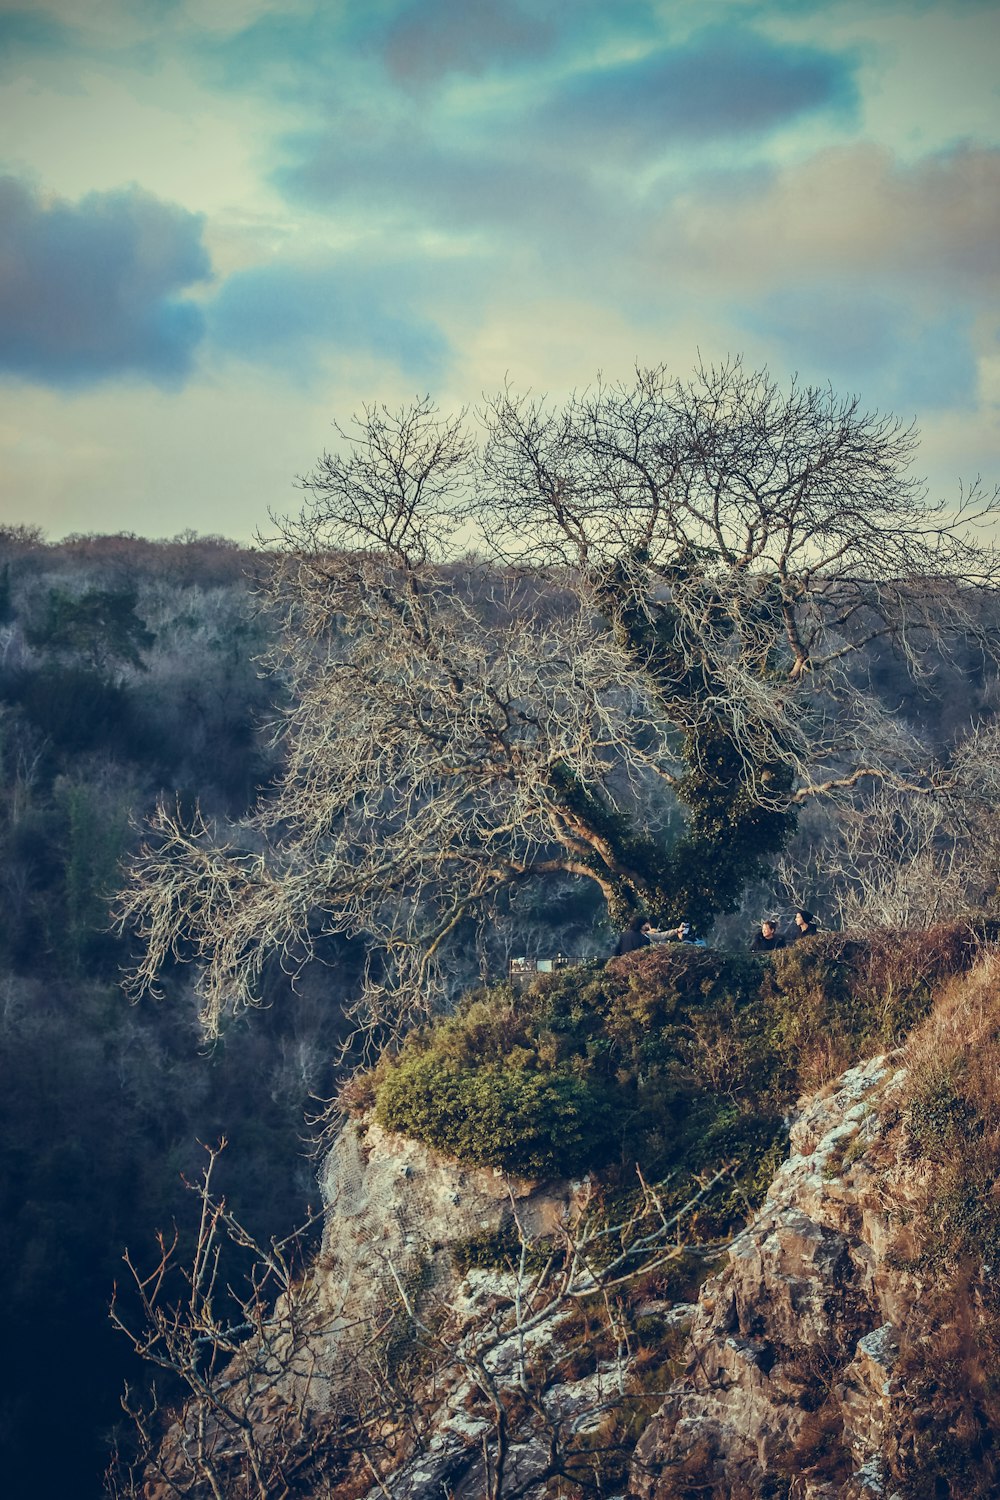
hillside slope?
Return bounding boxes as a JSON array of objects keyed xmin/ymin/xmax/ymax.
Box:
[{"xmin": 131, "ymin": 943, "xmax": 1000, "ymax": 1499}]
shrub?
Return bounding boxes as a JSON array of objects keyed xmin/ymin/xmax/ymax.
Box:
[
  {"xmin": 373, "ymin": 924, "xmax": 994, "ymax": 1185},
  {"xmin": 451, "ymin": 1222, "xmax": 558, "ymax": 1273},
  {"xmin": 760, "ymin": 921, "xmax": 998, "ymax": 1094},
  {"xmin": 373, "ymin": 947, "xmax": 773, "ymax": 1185},
  {"xmin": 375, "ymin": 1050, "xmax": 617, "ymax": 1178},
  {"xmin": 452, "ymin": 1222, "xmax": 522, "ymax": 1273}
]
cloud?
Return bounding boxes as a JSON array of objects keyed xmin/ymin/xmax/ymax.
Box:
[
  {"xmin": 207, "ymin": 259, "xmax": 450, "ymax": 380},
  {"xmin": 380, "ymin": 0, "xmax": 555, "ymax": 84},
  {"xmin": 196, "ymin": 0, "xmax": 653, "ymax": 97},
  {"xmin": 0, "ymin": 8, "xmax": 75, "ymax": 61},
  {"xmin": 0, "ymin": 177, "xmax": 211, "ymax": 388},
  {"xmin": 654, "ymin": 142, "xmax": 1000, "ymax": 289},
  {"xmin": 277, "ymin": 123, "xmax": 606, "ymax": 249},
  {"xmin": 631, "ymin": 141, "xmax": 998, "ymax": 416},
  {"xmin": 273, "ymin": 22, "xmax": 858, "ymax": 257},
  {"xmin": 190, "ymin": 5, "xmax": 366, "ymax": 103},
  {"xmin": 537, "ymin": 26, "xmax": 858, "ymax": 153}
]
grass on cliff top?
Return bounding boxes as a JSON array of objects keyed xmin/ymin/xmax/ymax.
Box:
[
  {"xmin": 365, "ymin": 921, "xmax": 993, "ymax": 1188},
  {"xmin": 886, "ymin": 952, "xmax": 1000, "ymax": 1498}
]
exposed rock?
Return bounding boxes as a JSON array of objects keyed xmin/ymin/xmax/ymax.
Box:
[
  {"xmin": 309, "ymin": 1114, "xmax": 585, "ymax": 1367},
  {"xmin": 144, "ymin": 1046, "xmax": 995, "ymax": 1499},
  {"xmin": 144, "ymin": 1115, "xmax": 595, "ymax": 1499},
  {"xmin": 629, "ymin": 1056, "xmax": 925, "ymax": 1499}
]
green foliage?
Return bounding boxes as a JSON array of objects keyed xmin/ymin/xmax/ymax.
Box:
[
  {"xmin": 451, "ymin": 1221, "xmax": 559, "ymax": 1274},
  {"xmin": 27, "ymin": 585, "xmax": 155, "ymax": 674},
  {"xmin": 671, "ymin": 720, "xmax": 794, "ymax": 928},
  {"xmin": 548, "ymin": 724, "xmax": 793, "ymax": 933},
  {"xmin": 906, "ymin": 1072, "xmax": 972, "ymax": 1155},
  {"xmin": 580, "ymin": 551, "xmax": 797, "ymax": 929},
  {"xmin": 452, "ymin": 1222, "xmax": 522, "ymax": 1272},
  {"xmin": 374, "ymin": 946, "xmax": 765, "ymax": 1192},
  {"xmin": 376, "ymin": 1050, "xmax": 615, "ymax": 1177},
  {"xmin": 546, "ymin": 760, "xmax": 673, "ymax": 928},
  {"xmin": 373, "ymin": 923, "xmax": 993, "ymax": 1205}
]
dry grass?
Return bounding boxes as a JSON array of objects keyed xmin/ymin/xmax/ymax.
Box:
[
  {"xmin": 904, "ymin": 952, "xmax": 1000, "ymax": 1079},
  {"xmin": 882, "ymin": 955, "xmax": 1000, "ymax": 1498},
  {"xmin": 902, "ymin": 953, "xmax": 1000, "ymax": 1153}
]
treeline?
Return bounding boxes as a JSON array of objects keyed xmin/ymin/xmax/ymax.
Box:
[{"xmin": 0, "ymin": 528, "xmax": 350, "ymax": 1497}]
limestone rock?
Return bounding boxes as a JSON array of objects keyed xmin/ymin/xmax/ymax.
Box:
[{"xmin": 629, "ymin": 1057, "xmax": 924, "ymax": 1500}]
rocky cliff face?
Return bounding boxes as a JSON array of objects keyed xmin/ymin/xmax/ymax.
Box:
[
  {"xmin": 315, "ymin": 1113, "xmax": 583, "ymax": 1336},
  {"xmin": 631, "ymin": 1054, "xmax": 939, "ymax": 1500},
  {"xmin": 307, "ymin": 1117, "xmax": 630, "ymax": 1499},
  {"xmin": 141, "ymin": 1043, "xmax": 994, "ymax": 1499},
  {"xmin": 300, "ymin": 1055, "xmax": 943, "ymax": 1500},
  {"xmin": 141, "ymin": 1114, "xmax": 594, "ymax": 1499}
]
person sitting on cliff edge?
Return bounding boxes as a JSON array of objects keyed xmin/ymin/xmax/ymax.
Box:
[
  {"xmin": 615, "ymin": 914, "xmax": 651, "ymax": 956},
  {"xmin": 750, "ymin": 917, "xmax": 786, "ymax": 953},
  {"xmin": 640, "ymin": 919, "xmax": 705, "ymax": 946},
  {"xmin": 792, "ymin": 908, "xmax": 819, "ymax": 940}
]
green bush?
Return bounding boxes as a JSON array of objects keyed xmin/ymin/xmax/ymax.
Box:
[
  {"xmin": 375, "ymin": 1050, "xmax": 617, "ymax": 1178},
  {"xmin": 451, "ymin": 1222, "xmax": 558, "ymax": 1273},
  {"xmin": 372, "ymin": 922, "xmax": 993, "ymax": 1186},
  {"xmin": 373, "ymin": 948, "xmax": 765, "ymax": 1182}
]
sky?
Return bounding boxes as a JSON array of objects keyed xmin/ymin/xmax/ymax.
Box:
[{"xmin": 1, "ymin": 0, "xmax": 998, "ymax": 541}]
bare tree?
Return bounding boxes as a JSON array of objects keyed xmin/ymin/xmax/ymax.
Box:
[
  {"xmin": 116, "ymin": 366, "xmax": 1000, "ymax": 1040},
  {"xmin": 118, "ymin": 400, "xmax": 681, "ymax": 1040},
  {"xmin": 480, "ymin": 360, "xmax": 1000, "ymax": 785},
  {"xmin": 773, "ymin": 718, "xmax": 1000, "ymax": 930},
  {"xmin": 106, "ymin": 1142, "xmax": 421, "ymax": 1500},
  {"xmin": 108, "ymin": 1141, "xmax": 733, "ymax": 1500}
]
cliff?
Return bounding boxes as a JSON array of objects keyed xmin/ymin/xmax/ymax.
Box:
[
  {"xmin": 632, "ymin": 1054, "xmax": 907, "ymax": 1498},
  {"xmin": 135, "ymin": 954, "xmax": 1000, "ymax": 1500},
  {"xmin": 631, "ymin": 960, "xmax": 1000, "ymax": 1500},
  {"xmin": 141, "ymin": 1115, "xmax": 596, "ymax": 1498}
]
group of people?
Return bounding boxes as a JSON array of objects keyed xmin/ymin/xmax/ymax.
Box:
[
  {"xmin": 613, "ymin": 916, "xmax": 706, "ymax": 956},
  {"xmin": 750, "ymin": 909, "xmax": 818, "ymax": 952},
  {"xmin": 614, "ymin": 907, "xmax": 819, "ymax": 958}
]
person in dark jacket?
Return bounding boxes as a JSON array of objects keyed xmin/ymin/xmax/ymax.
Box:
[
  {"xmin": 615, "ymin": 915, "xmax": 651, "ymax": 956},
  {"xmin": 750, "ymin": 918, "xmax": 786, "ymax": 953},
  {"xmin": 792, "ymin": 908, "xmax": 819, "ymax": 939}
]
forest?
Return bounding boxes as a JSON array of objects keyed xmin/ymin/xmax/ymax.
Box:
[
  {"xmin": 0, "ymin": 527, "xmax": 352, "ymax": 1496},
  {"xmin": 5, "ymin": 365, "xmax": 1000, "ymax": 1497}
]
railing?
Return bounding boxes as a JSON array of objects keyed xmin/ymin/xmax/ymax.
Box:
[{"xmin": 507, "ymin": 954, "xmax": 570, "ymax": 985}]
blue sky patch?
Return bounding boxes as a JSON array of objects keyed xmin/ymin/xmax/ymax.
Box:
[{"xmin": 207, "ymin": 259, "xmax": 450, "ymax": 383}]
